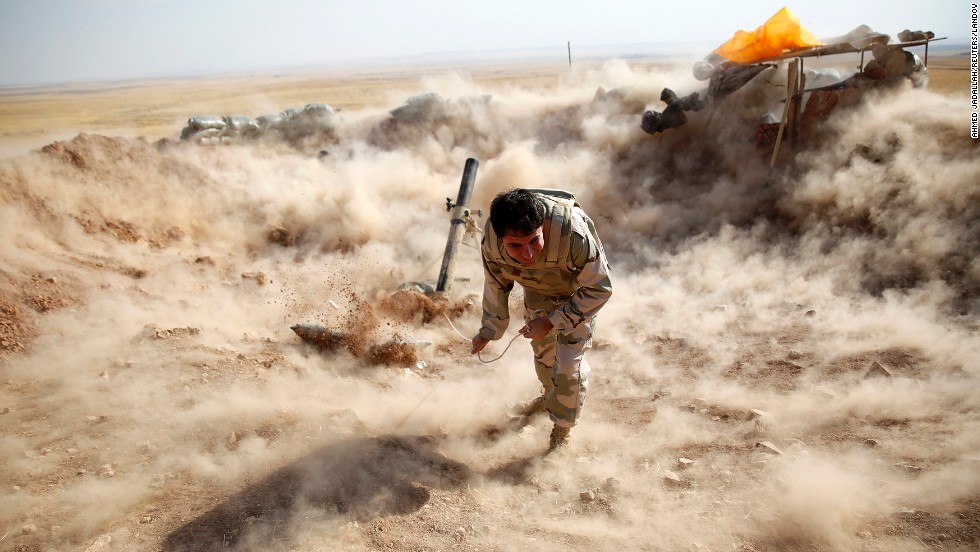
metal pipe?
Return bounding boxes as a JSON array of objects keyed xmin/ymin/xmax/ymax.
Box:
[{"xmin": 436, "ymin": 158, "xmax": 479, "ymax": 293}]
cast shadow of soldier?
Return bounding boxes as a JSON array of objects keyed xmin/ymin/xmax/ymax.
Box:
[{"xmin": 162, "ymin": 434, "xmax": 474, "ymax": 551}]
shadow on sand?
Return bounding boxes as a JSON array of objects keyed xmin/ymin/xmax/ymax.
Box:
[{"xmin": 162, "ymin": 434, "xmax": 472, "ymax": 551}]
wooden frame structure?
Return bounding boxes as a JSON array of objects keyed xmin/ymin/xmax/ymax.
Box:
[{"xmin": 764, "ymin": 35, "xmax": 946, "ymax": 167}]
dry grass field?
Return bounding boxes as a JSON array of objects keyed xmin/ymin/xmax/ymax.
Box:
[{"xmin": 0, "ymin": 50, "xmax": 977, "ymax": 552}]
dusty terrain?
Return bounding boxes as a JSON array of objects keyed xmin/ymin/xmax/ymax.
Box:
[{"xmin": 0, "ymin": 53, "xmax": 977, "ymax": 552}]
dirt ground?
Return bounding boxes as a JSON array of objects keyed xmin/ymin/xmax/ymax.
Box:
[{"xmin": 0, "ymin": 52, "xmax": 977, "ymax": 552}]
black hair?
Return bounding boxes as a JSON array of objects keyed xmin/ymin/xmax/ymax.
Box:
[{"xmin": 489, "ymin": 188, "xmax": 546, "ymax": 237}]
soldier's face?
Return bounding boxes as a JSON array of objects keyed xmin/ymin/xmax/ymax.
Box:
[{"xmin": 502, "ymin": 227, "xmax": 544, "ymax": 265}]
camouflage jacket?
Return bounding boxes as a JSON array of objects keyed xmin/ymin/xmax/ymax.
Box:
[{"xmin": 478, "ymin": 190, "xmax": 612, "ymax": 340}]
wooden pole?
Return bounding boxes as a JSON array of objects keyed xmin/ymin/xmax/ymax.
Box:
[
  {"xmin": 436, "ymin": 158, "xmax": 479, "ymax": 293},
  {"xmin": 791, "ymin": 59, "xmax": 805, "ymax": 148},
  {"xmin": 770, "ymin": 58, "xmax": 799, "ymax": 168}
]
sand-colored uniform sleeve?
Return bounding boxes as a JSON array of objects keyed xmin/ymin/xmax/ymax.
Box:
[
  {"xmin": 478, "ymin": 254, "xmax": 514, "ymax": 340},
  {"xmin": 546, "ymin": 228, "xmax": 612, "ymax": 333}
]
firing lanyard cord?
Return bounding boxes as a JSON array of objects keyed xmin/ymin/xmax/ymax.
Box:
[
  {"xmin": 396, "ymin": 314, "xmax": 519, "ymax": 428},
  {"xmin": 443, "ymin": 313, "xmax": 522, "ymax": 364}
]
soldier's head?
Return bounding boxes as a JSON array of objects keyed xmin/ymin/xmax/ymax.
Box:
[{"xmin": 490, "ymin": 188, "xmax": 546, "ymax": 265}]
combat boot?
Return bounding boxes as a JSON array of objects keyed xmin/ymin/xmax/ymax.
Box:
[{"xmin": 547, "ymin": 424, "xmax": 571, "ymax": 454}]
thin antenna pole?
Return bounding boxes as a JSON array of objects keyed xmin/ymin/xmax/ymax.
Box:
[{"xmin": 568, "ymin": 41, "xmax": 572, "ymax": 68}]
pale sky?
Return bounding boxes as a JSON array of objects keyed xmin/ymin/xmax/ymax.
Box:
[{"xmin": 0, "ymin": 0, "xmax": 967, "ymax": 86}]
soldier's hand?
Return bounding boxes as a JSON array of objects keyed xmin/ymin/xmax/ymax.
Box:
[
  {"xmin": 471, "ymin": 335, "xmax": 490, "ymax": 354},
  {"xmin": 520, "ymin": 317, "xmax": 553, "ymax": 340}
]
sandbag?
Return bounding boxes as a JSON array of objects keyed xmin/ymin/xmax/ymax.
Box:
[{"xmin": 186, "ymin": 115, "xmax": 226, "ymax": 131}]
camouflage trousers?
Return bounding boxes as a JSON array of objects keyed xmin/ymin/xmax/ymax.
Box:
[{"xmin": 525, "ymin": 291, "xmax": 594, "ymax": 429}]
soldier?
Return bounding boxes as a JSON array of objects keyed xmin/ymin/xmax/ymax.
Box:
[{"xmin": 470, "ymin": 188, "xmax": 612, "ymax": 453}]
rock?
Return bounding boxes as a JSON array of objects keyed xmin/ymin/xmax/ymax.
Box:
[
  {"xmin": 866, "ymin": 361, "xmax": 892, "ymax": 378},
  {"xmin": 241, "ymin": 272, "xmax": 267, "ymax": 285},
  {"xmin": 603, "ymin": 476, "xmax": 623, "ymax": 492},
  {"xmin": 756, "ymin": 441, "xmax": 784, "ymax": 455},
  {"xmin": 453, "ymin": 527, "xmax": 466, "ymax": 542},
  {"xmin": 141, "ymin": 324, "xmax": 202, "ymax": 340},
  {"xmin": 804, "ymin": 310, "xmax": 816, "ymax": 317},
  {"xmin": 83, "ymin": 534, "xmax": 112, "ymax": 552},
  {"xmin": 228, "ymin": 432, "xmax": 238, "ymax": 446},
  {"xmin": 290, "ymin": 323, "xmax": 348, "ymax": 353},
  {"xmin": 97, "ymin": 464, "xmax": 115, "ymax": 478},
  {"xmin": 580, "ymin": 489, "xmax": 596, "ymax": 501},
  {"xmin": 743, "ymin": 419, "xmax": 768, "ymax": 440},
  {"xmin": 815, "ymin": 385, "xmax": 837, "ymax": 398},
  {"xmin": 22, "ymin": 524, "xmax": 37, "ymax": 534},
  {"xmin": 680, "ymin": 404, "xmax": 697, "ymax": 413},
  {"xmin": 787, "ymin": 350, "xmax": 802, "ymax": 360},
  {"xmin": 865, "ymin": 438, "xmax": 880, "ymax": 447},
  {"xmin": 663, "ymin": 470, "xmax": 682, "ymax": 483},
  {"xmin": 678, "ymin": 458, "xmax": 695, "ymax": 469}
]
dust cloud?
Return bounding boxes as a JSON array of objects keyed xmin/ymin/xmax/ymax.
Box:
[{"xmin": 0, "ymin": 58, "xmax": 977, "ymax": 552}]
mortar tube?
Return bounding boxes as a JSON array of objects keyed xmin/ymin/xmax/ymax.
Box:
[{"xmin": 436, "ymin": 158, "xmax": 479, "ymax": 293}]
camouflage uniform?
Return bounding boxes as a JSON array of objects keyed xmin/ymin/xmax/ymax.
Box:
[{"xmin": 478, "ymin": 190, "xmax": 612, "ymax": 428}]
